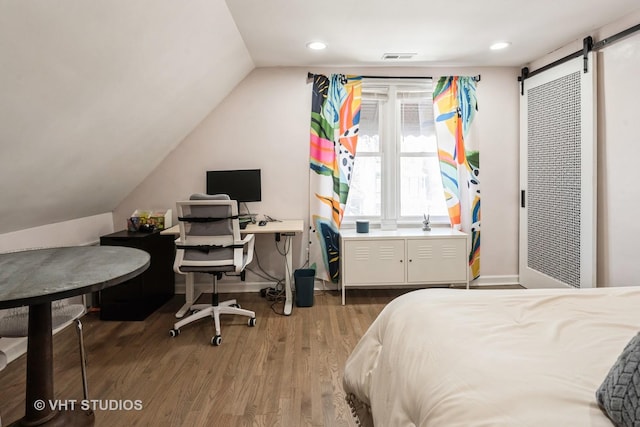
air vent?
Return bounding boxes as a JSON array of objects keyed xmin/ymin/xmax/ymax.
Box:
[{"xmin": 382, "ymin": 53, "xmax": 416, "ymax": 60}]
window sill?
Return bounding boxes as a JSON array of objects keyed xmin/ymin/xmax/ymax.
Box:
[{"xmin": 340, "ymin": 222, "xmax": 452, "ymax": 231}]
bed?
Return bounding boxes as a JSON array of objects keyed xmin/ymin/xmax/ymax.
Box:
[{"xmin": 343, "ymin": 287, "xmax": 640, "ymax": 427}]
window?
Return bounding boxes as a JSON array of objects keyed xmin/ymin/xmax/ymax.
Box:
[{"xmin": 344, "ymin": 79, "xmax": 448, "ymax": 228}]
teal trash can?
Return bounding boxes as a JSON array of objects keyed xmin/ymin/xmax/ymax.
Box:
[{"xmin": 294, "ymin": 269, "xmax": 315, "ymax": 307}]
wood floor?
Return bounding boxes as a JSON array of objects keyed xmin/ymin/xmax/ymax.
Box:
[{"xmin": 0, "ymin": 288, "xmax": 411, "ymax": 426}]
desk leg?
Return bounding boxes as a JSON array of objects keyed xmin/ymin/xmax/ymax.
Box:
[
  {"xmin": 283, "ymin": 236, "xmax": 293, "ymax": 316},
  {"xmin": 176, "ymin": 273, "xmax": 202, "ymax": 318},
  {"xmin": 17, "ymin": 302, "xmax": 94, "ymax": 426}
]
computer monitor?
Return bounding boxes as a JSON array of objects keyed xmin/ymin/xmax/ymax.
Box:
[{"xmin": 206, "ymin": 169, "xmax": 262, "ymax": 202}]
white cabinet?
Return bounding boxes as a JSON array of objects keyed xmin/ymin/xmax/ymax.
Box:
[
  {"xmin": 340, "ymin": 228, "xmax": 469, "ymax": 304},
  {"xmin": 343, "ymin": 239, "xmax": 405, "ymax": 284},
  {"xmin": 406, "ymin": 238, "xmax": 468, "ymax": 283}
]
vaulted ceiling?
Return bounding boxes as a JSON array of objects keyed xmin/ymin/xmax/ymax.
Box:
[{"xmin": 1, "ymin": 0, "xmax": 638, "ymax": 235}]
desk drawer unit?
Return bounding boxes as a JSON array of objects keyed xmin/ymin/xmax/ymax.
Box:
[{"xmin": 99, "ymin": 230, "xmax": 175, "ymax": 320}]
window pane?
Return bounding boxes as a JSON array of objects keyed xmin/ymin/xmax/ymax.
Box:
[
  {"xmin": 357, "ymin": 134, "xmax": 379, "ymax": 153},
  {"xmin": 345, "ymin": 156, "xmax": 381, "ymax": 216},
  {"xmin": 357, "ymin": 100, "xmax": 380, "ymax": 152},
  {"xmin": 402, "ymin": 134, "xmax": 437, "ymax": 153},
  {"xmin": 400, "ymin": 157, "xmax": 447, "ymax": 217},
  {"xmin": 400, "ymin": 100, "xmax": 436, "ymax": 153}
]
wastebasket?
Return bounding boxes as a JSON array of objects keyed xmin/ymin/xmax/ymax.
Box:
[{"xmin": 294, "ymin": 269, "xmax": 315, "ymax": 307}]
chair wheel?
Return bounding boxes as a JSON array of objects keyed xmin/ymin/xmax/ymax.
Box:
[
  {"xmin": 211, "ymin": 335, "xmax": 222, "ymax": 346},
  {"xmin": 248, "ymin": 317, "xmax": 257, "ymax": 327},
  {"xmin": 169, "ymin": 328, "xmax": 180, "ymax": 337}
]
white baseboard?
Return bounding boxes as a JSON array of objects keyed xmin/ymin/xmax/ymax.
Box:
[
  {"xmin": 174, "ymin": 281, "xmax": 277, "ymax": 295},
  {"xmin": 314, "ymin": 280, "xmax": 339, "ymax": 291},
  {"xmin": 174, "ymin": 278, "xmax": 336, "ymax": 294},
  {"xmin": 173, "ymin": 276, "xmax": 522, "ymax": 294},
  {"xmin": 468, "ymin": 275, "xmax": 521, "ymax": 287}
]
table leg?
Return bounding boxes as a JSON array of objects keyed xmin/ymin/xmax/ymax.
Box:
[
  {"xmin": 175, "ymin": 273, "xmax": 202, "ymax": 318},
  {"xmin": 10, "ymin": 302, "xmax": 94, "ymax": 427},
  {"xmin": 24, "ymin": 302, "xmax": 56, "ymax": 425},
  {"xmin": 283, "ymin": 236, "xmax": 293, "ymax": 316}
]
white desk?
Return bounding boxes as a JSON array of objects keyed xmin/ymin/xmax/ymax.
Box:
[{"xmin": 162, "ymin": 219, "xmax": 304, "ymax": 316}]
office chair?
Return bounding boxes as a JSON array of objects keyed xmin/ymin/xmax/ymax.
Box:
[
  {"xmin": 169, "ymin": 194, "xmax": 256, "ymax": 346},
  {"xmin": 0, "ymin": 299, "xmax": 89, "ymax": 401}
]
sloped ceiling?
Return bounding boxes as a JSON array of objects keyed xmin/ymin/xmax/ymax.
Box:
[{"xmin": 0, "ymin": 0, "xmax": 253, "ymax": 234}]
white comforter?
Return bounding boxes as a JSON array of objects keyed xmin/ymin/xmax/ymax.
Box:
[{"xmin": 343, "ymin": 287, "xmax": 640, "ymax": 427}]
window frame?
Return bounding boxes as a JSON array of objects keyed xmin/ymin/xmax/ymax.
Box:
[{"xmin": 343, "ymin": 78, "xmax": 450, "ymax": 229}]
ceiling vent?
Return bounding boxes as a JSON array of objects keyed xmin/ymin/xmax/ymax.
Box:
[{"xmin": 382, "ymin": 53, "xmax": 416, "ymax": 60}]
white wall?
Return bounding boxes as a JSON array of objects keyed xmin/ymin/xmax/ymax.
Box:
[
  {"xmin": 526, "ymin": 11, "xmax": 640, "ymax": 286},
  {"xmin": 115, "ymin": 66, "xmax": 521, "ymax": 285},
  {"xmin": 597, "ymin": 31, "xmax": 640, "ymax": 286},
  {"xmin": 0, "ymin": 213, "xmax": 114, "ymax": 252}
]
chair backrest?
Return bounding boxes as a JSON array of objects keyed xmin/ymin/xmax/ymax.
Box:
[
  {"xmin": 173, "ymin": 194, "xmax": 245, "ymax": 274},
  {"xmin": 0, "ymin": 300, "xmax": 86, "ymax": 338}
]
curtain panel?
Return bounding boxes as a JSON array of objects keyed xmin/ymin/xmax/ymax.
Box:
[
  {"xmin": 308, "ymin": 74, "xmax": 362, "ymax": 283},
  {"xmin": 433, "ymin": 76, "xmax": 480, "ymax": 280}
]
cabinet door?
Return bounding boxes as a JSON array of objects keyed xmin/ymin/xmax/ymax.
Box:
[
  {"xmin": 407, "ymin": 238, "xmax": 467, "ymax": 283},
  {"xmin": 343, "ymin": 239, "xmax": 405, "ymax": 284}
]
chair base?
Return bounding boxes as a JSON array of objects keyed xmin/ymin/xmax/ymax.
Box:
[{"xmin": 169, "ymin": 298, "xmax": 256, "ymax": 346}]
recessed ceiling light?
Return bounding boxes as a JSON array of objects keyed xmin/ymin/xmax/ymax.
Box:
[
  {"xmin": 490, "ymin": 41, "xmax": 511, "ymax": 50},
  {"xmin": 306, "ymin": 41, "xmax": 327, "ymax": 50}
]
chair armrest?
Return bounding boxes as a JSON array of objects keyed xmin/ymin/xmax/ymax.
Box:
[
  {"xmin": 234, "ymin": 234, "xmax": 255, "ymax": 272},
  {"xmin": 236, "ymin": 234, "xmax": 255, "ymax": 245}
]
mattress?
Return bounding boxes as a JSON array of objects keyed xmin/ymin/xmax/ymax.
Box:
[{"xmin": 343, "ymin": 287, "xmax": 640, "ymax": 426}]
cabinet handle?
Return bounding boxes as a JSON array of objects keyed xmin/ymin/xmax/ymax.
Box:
[
  {"xmin": 400, "ymin": 259, "xmax": 403, "ymax": 263},
  {"xmin": 409, "ymin": 259, "xmax": 412, "ymax": 262}
]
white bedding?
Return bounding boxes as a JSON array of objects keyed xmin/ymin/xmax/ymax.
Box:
[{"xmin": 343, "ymin": 287, "xmax": 640, "ymax": 427}]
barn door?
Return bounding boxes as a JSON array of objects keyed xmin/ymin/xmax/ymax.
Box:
[{"xmin": 519, "ymin": 52, "xmax": 597, "ymax": 289}]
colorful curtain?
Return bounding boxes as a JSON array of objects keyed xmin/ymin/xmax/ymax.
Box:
[
  {"xmin": 433, "ymin": 76, "xmax": 480, "ymax": 279},
  {"xmin": 309, "ymin": 74, "xmax": 362, "ymax": 283}
]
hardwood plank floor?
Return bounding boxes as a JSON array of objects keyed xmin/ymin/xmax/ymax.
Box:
[{"xmin": 0, "ymin": 288, "xmax": 411, "ymax": 426}]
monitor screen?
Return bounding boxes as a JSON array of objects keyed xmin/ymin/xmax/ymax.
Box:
[{"xmin": 206, "ymin": 169, "xmax": 262, "ymax": 202}]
